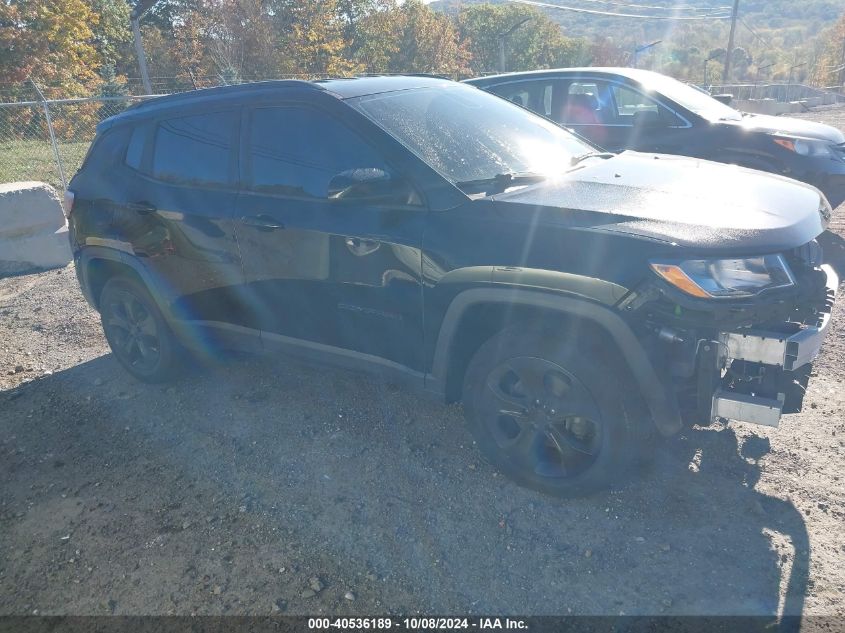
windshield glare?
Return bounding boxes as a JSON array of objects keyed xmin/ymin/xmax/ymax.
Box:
[
  {"xmin": 639, "ymin": 72, "xmax": 742, "ymax": 121},
  {"xmin": 349, "ymin": 84, "xmax": 594, "ymax": 188}
]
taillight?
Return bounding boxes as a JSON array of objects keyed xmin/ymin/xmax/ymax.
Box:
[{"xmin": 63, "ymin": 190, "xmax": 75, "ymax": 218}]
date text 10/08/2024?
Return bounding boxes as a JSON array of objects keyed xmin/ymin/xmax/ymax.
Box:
[{"xmin": 307, "ymin": 618, "xmax": 528, "ymax": 630}]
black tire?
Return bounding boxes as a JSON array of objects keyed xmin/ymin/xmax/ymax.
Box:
[
  {"xmin": 462, "ymin": 326, "xmax": 639, "ymax": 497},
  {"xmin": 99, "ymin": 276, "xmax": 181, "ymax": 383}
]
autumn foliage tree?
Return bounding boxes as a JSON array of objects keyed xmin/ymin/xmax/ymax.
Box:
[
  {"xmin": 386, "ymin": 0, "xmax": 469, "ymax": 76},
  {"xmin": 0, "ymin": 0, "xmax": 101, "ymax": 93},
  {"xmin": 812, "ymin": 12, "xmax": 845, "ymax": 88},
  {"xmin": 280, "ymin": 0, "xmax": 364, "ymax": 76},
  {"xmin": 131, "ymin": 0, "xmax": 469, "ymax": 83},
  {"xmin": 457, "ymin": 3, "xmax": 586, "ymax": 74},
  {"xmin": 0, "ymin": 0, "xmax": 104, "ymax": 139},
  {"xmin": 2, "ymin": 0, "xmax": 845, "ymax": 100}
]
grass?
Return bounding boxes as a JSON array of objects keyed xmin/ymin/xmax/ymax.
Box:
[{"xmin": 0, "ymin": 138, "xmax": 91, "ymax": 191}]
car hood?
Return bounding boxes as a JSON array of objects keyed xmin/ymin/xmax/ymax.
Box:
[
  {"xmin": 730, "ymin": 113, "xmax": 845, "ymax": 144},
  {"xmin": 493, "ymin": 151, "xmax": 828, "ymax": 253}
]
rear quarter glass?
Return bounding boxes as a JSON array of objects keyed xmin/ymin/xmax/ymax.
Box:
[{"xmin": 79, "ymin": 126, "xmax": 131, "ymax": 174}]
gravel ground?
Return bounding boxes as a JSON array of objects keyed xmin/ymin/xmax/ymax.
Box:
[{"xmin": 1, "ymin": 110, "xmax": 845, "ymax": 621}]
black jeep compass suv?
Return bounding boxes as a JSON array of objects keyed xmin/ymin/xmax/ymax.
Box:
[{"xmin": 66, "ymin": 76, "xmax": 837, "ymax": 496}]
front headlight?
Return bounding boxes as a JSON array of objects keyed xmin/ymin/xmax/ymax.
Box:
[
  {"xmin": 773, "ymin": 136, "xmax": 838, "ymax": 159},
  {"xmin": 650, "ymin": 254, "xmax": 795, "ymax": 298}
]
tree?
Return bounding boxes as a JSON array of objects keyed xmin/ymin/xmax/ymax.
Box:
[
  {"xmin": 457, "ymin": 3, "xmax": 587, "ymax": 75},
  {"xmin": 587, "ymin": 37, "xmax": 628, "ymax": 67},
  {"xmin": 337, "ymin": 0, "xmax": 390, "ymax": 58},
  {"xmin": 386, "ymin": 0, "xmax": 469, "ymax": 76},
  {"xmin": 0, "ymin": 1, "xmax": 28, "ymax": 84},
  {"xmin": 811, "ymin": 11, "xmax": 845, "ymax": 87},
  {"xmin": 90, "ymin": 0, "xmax": 133, "ymax": 72},
  {"xmin": 349, "ymin": 0, "xmax": 404, "ymax": 73},
  {"xmin": 0, "ymin": 0, "xmax": 101, "ymax": 93},
  {"xmin": 275, "ymin": 0, "xmax": 363, "ymax": 76},
  {"xmin": 98, "ymin": 63, "xmax": 128, "ymax": 119},
  {"xmin": 732, "ymin": 46, "xmax": 753, "ymax": 77}
]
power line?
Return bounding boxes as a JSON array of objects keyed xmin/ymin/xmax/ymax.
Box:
[
  {"xmin": 506, "ymin": 0, "xmax": 733, "ymax": 20},
  {"xmin": 551, "ymin": 0, "xmax": 731, "ymax": 13},
  {"xmin": 739, "ymin": 16, "xmax": 769, "ymax": 45}
]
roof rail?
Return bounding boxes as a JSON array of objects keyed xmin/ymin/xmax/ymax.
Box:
[{"xmin": 125, "ymin": 79, "xmax": 322, "ymax": 112}]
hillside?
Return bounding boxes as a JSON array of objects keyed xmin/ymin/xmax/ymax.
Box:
[
  {"xmin": 431, "ymin": 0, "xmax": 845, "ymax": 81},
  {"xmin": 430, "ymin": 0, "xmax": 844, "ymax": 36}
]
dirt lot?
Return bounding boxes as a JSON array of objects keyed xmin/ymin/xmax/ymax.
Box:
[{"xmin": 1, "ymin": 110, "xmax": 845, "ymax": 621}]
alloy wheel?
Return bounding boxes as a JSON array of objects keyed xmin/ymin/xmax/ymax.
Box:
[
  {"xmin": 481, "ymin": 356, "xmax": 603, "ymax": 479},
  {"xmin": 103, "ymin": 289, "xmax": 161, "ymax": 374}
]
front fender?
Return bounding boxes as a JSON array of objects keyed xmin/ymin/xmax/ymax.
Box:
[{"xmin": 427, "ymin": 285, "xmax": 683, "ymax": 437}]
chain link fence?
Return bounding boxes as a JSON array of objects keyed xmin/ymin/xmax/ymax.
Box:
[{"xmin": 0, "ymin": 83, "xmax": 161, "ymax": 191}]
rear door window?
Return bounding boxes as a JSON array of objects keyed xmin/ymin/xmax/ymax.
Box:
[
  {"xmin": 152, "ymin": 111, "xmax": 237, "ymax": 186},
  {"xmin": 489, "ymin": 80, "xmax": 557, "ymax": 118}
]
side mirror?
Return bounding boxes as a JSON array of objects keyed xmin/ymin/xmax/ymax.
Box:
[
  {"xmin": 327, "ymin": 168, "xmax": 405, "ymax": 203},
  {"xmin": 712, "ymin": 93, "xmax": 733, "ymax": 105}
]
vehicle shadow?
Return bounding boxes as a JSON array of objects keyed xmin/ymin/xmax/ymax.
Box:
[
  {"xmin": 0, "ymin": 353, "xmax": 808, "ymax": 624},
  {"xmin": 642, "ymin": 427, "xmax": 808, "ymax": 624}
]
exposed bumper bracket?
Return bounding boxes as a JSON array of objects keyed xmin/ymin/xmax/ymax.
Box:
[
  {"xmin": 720, "ymin": 265, "xmax": 839, "ymax": 371},
  {"xmin": 712, "ymin": 390, "xmax": 784, "ymax": 427},
  {"xmin": 710, "ymin": 264, "xmax": 837, "ymax": 427},
  {"xmin": 719, "ymin": 265, "xmax": 837, "ymax": 371}
]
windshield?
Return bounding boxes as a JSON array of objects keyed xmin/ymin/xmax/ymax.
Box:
[
  {"xmin": 348, "ymin": 83, "xmax": 594, "ymax": 189},
  {"xmin": 639, "ymin": 72, "xmax": 742, "ymax": 121}
]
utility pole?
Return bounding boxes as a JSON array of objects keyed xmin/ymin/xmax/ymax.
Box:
[
  {"xmin": 840, "ymin": 36, "xmax": 845, "ymax": 88},
  {"xmin": 131, "ymin": 0, "xmax": 158, "ymax": 95},
  {"xmin": 722, "ymin": 0, "xmax": 740, "ymax": 82},
  {"xmin": 131, "ymin": 15, "xmax": 152, "ymax": 95},
  {"xmin": 498, "ymin": 17, "xmax": 531, "ymax": 73}
]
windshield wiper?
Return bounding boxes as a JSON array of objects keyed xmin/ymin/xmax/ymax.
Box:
[
  {"xmin": 455, "ymin": 171, "xmax": 547, "ymax": 194},
  {"xmin": 569, "ymin": 152, "xmax": 615, "ymax": 167}
]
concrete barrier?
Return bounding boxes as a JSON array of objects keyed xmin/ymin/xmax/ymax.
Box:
[
  {"xmin": 732, "ymin": 99, "xmax": 780, "ymax": 115},
  {"xmin": 0, "ymin": 181, "xmax": 72, "ymax": 275},
  {"xmin": 733, "ymin": 99, "xmax": 807, "ymax": 116}
]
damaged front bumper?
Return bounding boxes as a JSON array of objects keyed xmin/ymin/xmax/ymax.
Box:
[{"xmin": 710, "ymin": 264, "xmax": 838, "ymax": 427}]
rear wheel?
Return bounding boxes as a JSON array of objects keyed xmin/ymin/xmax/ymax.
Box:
[
  {"xmin": 99, "ymin": 276, "xmax": 181, "ymax": 383},
  {"xmin": 462, "ymin": 326, "xmax": 638, "ymax": 497}
]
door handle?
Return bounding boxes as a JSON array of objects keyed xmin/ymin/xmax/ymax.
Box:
[
  {"xmin": 345, "ymin": 237, "xmax": 380, "ymax": 256},
  {"xmin": 127, "ymin": 201, "xmax": 156, "ymax": 214},
  {"xmin": 241, "ymin": 214, "xmax": 285, "ymax": 231}
]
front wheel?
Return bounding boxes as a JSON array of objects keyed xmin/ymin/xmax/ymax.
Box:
[
  {"xmin": 462, "ymin": 327, "xmax": 638, "ymax": 497},
  {"xmin": 99, "ymin": 276, "xmax": 181, "ymax": 383}
]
